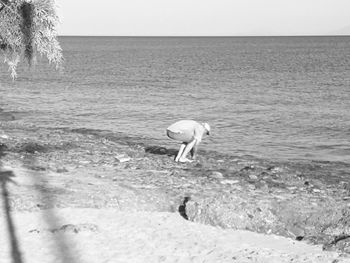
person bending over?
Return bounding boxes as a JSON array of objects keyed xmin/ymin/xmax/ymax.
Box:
[{"xmin": 166, "ymin": 120, "xmax": 210, "ymax": 163}]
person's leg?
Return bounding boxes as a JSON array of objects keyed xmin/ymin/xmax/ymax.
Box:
[
  {"xmin": 178, "ymin": 139, "xmax": 197, "ymax": 162},
  {"xmin": 175, "ymin": 143, "xmax": 186, "ymax": 162},
  {"xmin": 167, "ymin": 130, "xmax": 194, "ymax": 162}
]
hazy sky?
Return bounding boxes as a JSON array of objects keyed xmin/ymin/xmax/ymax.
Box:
[{"xmin": 56, "ymin": 0, "xmax": 350, "ymax": 36}]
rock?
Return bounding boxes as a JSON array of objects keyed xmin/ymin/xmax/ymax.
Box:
[
  {"xmin": 267, "ymin": 166, "xmax": 283, "ymax": 173},
  {"xmin": 252, "ymin": 182, "xmax": 265, "ymax": 191},
  {"xmin": 0, "ymin": 134, "xmax": 9, "ymax": 139},
  {"xmin": 28, "ymin": 229, "xmax": 40, "ymax": 234},
  {"xmin": 0, "ymin": 143, "xmax": 8, "ymax": 153},
  {"xmin": 29, "ymin": 165, "xmax": 47, "ymax": 171},
  {"xmin": 194, "ymin": 163, "xmax": 203, "ymax": 168},
  {"xmin": 29, "ymin": 223, "xmax": 99, "ymax": 234},
  {"xmin": 323, "ymin": 235, "xmax": 350, "ymax": 253},
  {"xmin": 248, "ymin": 174, "xmax": 258, "ymax": 180},
  {"xmin": 19, "ymin": 142, "xmax": 48, "ymax": 154},
  {"xmin": 241, "ymin": 165, "xmax": 255, "ymax": 171},
  {"xmin": 208, "ymin": 171, "xmax": 224, "ymax": 179},
  {"xmin": 287, "ymin": 225, "xmax": 306, "ymax": 239},
  {"xmin": 56, "ymin": 167, "xmax": 68, "ymax": 173},
  {"xmin": 115, "ymin": 154, "xmax": 131, "ymax": 163},
  {"xmin": 220, "ymin": 179, "xmax": 239, "ymax": 185},
  {"xmin": 51, "ymin": 223, "xmax": 99, "ymax": 233},
  {"xmin": 248, "ymin": 184, "xmax": 256, "ymax": 190},
  {"xmin": 260, "ymin": 171, "xmax": 269, "ymax": 177}
]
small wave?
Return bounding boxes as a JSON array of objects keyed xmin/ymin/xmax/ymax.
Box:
[{"xmin": 68, "ymin": 127, "xmax": 154, "ymax": 148}]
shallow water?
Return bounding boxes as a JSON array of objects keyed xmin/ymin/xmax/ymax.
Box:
[{"xmin": 1, "ymin": 36, "xmax": 350, "ymax": 164}]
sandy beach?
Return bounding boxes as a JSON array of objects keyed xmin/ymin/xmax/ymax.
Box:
[
  {"xmin": 1, "ymin": 1, "xmax": 350, "ymax": 261},
  {"xmin": 0, "ymin": 122, "xmax": 349, "ymax": 263},
  {"xmin": 1, "ymin": 207, "xmax": 347, "ymax": 263}
]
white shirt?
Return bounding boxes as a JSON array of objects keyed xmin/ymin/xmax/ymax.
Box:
[{"xmin": 167, "ymin": 120, "xmax": 207, "ymax": 142}]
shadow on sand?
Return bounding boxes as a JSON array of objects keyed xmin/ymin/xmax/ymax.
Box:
[
  {"xmin": 23, "ymin": 155, "xmax": 78, "ymax": 263},
  {"xmin": 0, "ymin": 142, "xmax": 77, "ymax": 263},
  {"xmin": 0, "ymin": 143, "xmax": 23, "ymax": 263},
  {"xmin": 145, "ymin": 145, "xmax": 178, "ymax": 157}
]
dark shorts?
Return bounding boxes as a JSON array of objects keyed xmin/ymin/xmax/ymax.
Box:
[{"xmin": 166, "ymin": 130, "xmax": 194, "ymax": 143}]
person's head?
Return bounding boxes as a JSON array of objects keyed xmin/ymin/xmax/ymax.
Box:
[{"xmin": 203, "ymin": 123, "xmax": 210, "ymax": 135}]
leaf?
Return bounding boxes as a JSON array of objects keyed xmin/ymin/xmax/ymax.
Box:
[{"xmin": 0, "ymin": 0, "xmax": 63, "ymax": 78}]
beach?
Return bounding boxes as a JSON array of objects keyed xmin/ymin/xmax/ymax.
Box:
[
  {"xmin": 0, "ymin": 209, "xmax": 346, "ymax": 263},
  {"xmin": 1, "ymin": 1, "xmax": 349, "ymax": 262},
  {"xmin": 0, "ymin": 122, "xmax": 349, "ymax": 262},
  {"xmin": 1, "ymin": 36, "xmax": 350, "ymax": 262}
]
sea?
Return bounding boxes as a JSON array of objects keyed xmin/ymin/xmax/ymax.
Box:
[{"xmin": 1, "ymin": 36, "xmax": 350, "ymax": 168}]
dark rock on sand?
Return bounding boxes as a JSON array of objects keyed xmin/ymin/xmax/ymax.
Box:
[
  {"xmin": 29, "ymin": 223, "xmax": 99, "ymax": 234},
  {"xmin": 56, "ymin": 167, "xmax": 69, "ymax": 173},
  {"xmin": 208, "ymin": 171, "xmax": 224, "ymax": 179},
  {"xmin": 0, "ymin": 143, "xmax": 8, "ymax": 154},
  {"xmin": 51, "ymin": 223, "xmax": 99, "ymax": 233},
  {"xmin": 17, "ymin": 142, "xmax": 49, "ymax": 154}
]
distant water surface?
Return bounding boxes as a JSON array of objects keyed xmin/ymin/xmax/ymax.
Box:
[{"xmin": 0, "ymin": 36, "xmax": 349, "ymax": 164}]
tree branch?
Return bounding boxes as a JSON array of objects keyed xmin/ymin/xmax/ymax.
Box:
[
  {"xmin": 0, "ymin": 0, "xmax": 9, "ymax": 12},
  {"xmin": 0, "ymin": 0, "xmax": 10, "ymax": 12}
]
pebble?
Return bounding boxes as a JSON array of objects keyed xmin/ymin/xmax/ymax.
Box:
[
  {"xmin": 220, "ymin": 179, "xmax": 239, "ymax": 185},
  {"xmin": 248, "ymin": 184, "xmax": 257, "ymax": 190},
  {"xmin": 115, "ymin": 155, "xmax": 131, "ymax": 163},
  {"xmin": 248, "ymin": 174, "xmax": 258, "ymax": 180},
  {"xmin": 209, "ymin": 171, "xmax": 224, "ymax": 179},
  {"xmin": 0, "ymin": 134, "xmax": 9, "ymax": 139},
  {"xmin": 268, "ymin": 166, "xmax": 283, "ymax": 173},
  {"xmin": 241, "ymin": 165, "xmax": 255, "ymax": 171},
  {"xmin": 56, "ymin": 167, "xmax": 68, "ymax": 173},
  {"xmin": 30, "ymin": 224, "xmax": 99, "ymax": 234}
]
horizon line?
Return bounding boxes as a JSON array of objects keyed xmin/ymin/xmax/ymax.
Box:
[{"xmin": 58, "ymin": 34, "xmax": 350, "ymax": 37}]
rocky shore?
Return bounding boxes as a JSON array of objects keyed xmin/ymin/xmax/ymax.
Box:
[{"xmin": 1, "ymin": 120, "xmax": 350, "ymax": 262}]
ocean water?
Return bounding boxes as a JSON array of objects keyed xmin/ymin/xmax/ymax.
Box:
[{"xmin": 1, "ymin": 36, "xmax": 350, "ymax": 165}]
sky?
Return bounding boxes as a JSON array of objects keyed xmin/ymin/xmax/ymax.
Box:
[{"xmin": 56, "ymin": 0, "xmax": 350, "ymax": 36}]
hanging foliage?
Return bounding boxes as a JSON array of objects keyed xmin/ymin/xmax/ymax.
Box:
[{"xmin": 0, "ymin": 0, "xmax": 63, "ymax": 78}]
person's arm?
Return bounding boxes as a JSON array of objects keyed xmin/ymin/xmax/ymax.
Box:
[{"xmin": 191, "ymin": 126, "xmax": 203, "ymax": 159}]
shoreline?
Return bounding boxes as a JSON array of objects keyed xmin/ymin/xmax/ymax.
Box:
[{"xmin": 1, "ymin": 122, "xmax": 350, "ymax": 261}]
